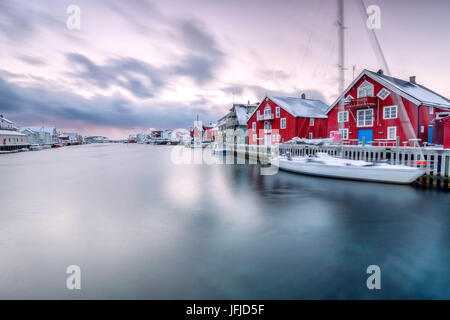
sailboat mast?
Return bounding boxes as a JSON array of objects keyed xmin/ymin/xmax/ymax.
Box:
[{"xmin": 337, "ymin": 0, "xmax": 345, "ymax": 94}]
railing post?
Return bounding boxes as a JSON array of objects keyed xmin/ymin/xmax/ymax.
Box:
[{"xmin": 396, "ymin": 136, "xmax": 400, "ymax": 165}]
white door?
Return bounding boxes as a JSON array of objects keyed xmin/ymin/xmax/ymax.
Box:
[{"xmin": 265, "ymin": 135, "xmax": 271, "ymax": 146}]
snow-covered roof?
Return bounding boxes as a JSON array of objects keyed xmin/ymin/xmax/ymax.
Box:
[
  {"xmin": 233, "ymin": 104, "xmax": 249, "ymax": 125},
  {"xmin": 366, "ymin": 70, "xmax": 450, "ymax": 109},
  {"xmin": 267, "ymin": 95, "xmax": 329, "ymax": 118},
  {"xmin": 19, "ymin": 126, "xmax": 56, "ymax": 134},
  {"xmin": 0, "ymin": 117, "xmax": 13, "ymax": 124},
  {"xmin": 0, "ymin": 130, "xmax": 26, "ymax": 136}
]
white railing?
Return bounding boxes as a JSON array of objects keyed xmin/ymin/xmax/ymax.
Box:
[{"xmin": 257, "ymin": 113, "xmax": 274, "ymax": 121}]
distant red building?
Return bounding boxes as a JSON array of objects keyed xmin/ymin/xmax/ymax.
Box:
[
  {"xmin": 247, "ymin": 95, "xmax": 329, "ymax": 145},
  {"xmin": 203, "ymin": 124, "xmax": 216, "ymax": 142},
  {"xmin": 326, "ymin": 69, "xmax": 450, "ymax": 146}
]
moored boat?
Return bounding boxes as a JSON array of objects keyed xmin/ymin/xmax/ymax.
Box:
[
  {"xmin": 29, "ymin": 144, "xmax": 42, "ymax": 151},
  {"xmin": 273, "ymin": 152, "xmax": 425, "ymax": 184}
]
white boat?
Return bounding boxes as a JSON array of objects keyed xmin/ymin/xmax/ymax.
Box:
[
  {"xmin": 273, "ymin": 152, "xmax": 425, "ymax": 184},
  {"xmin": 30, "ymin": 144, "xmax": 43, "ymax": 151}
]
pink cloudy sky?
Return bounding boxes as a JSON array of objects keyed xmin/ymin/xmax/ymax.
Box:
[{"xmin": 1, "ymin": 0, "xmax": 449, "ymax": 139}]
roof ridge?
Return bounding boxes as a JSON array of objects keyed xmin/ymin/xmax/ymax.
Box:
[{"xmin": 269, "ymin": 94, "xmax": 323, "ymax": 102}]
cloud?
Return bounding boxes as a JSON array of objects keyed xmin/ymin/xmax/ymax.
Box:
[
  {"xmin": 67, "ymin": 53, "xmax": 167, "ymax": 99},
  {"xmin": 256, "ymin": 69, "xmax": 293, "ymax": 80},
  {"xmin": 66, "ymin": 20, "xmax": 226, "ymax": 96},
  {"xmin": 0, "ymin": 73, "xmax": 223, "ymax": 132},
  {"xmin": 0, "ymin": 0, "xmax": 86, "ymax": 46},
  {"xmin": 16, "ymin": 55, "xmax": 48, "ymax": 66},
  {"xmin": 172, "ymin": 20, "xmax": 225, "ymax": 84},
  {"xmin": 104, "ymin": 0, "xmax": 161, "ymax": 35},
  {"xmin": 222, "ymin": 83, "xmax": 327, "ymax": 103}
]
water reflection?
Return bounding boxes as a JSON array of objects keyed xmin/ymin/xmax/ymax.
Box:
[{"xmin": 0, "ymin": 144, "xmax": 448, "ymax": 299}]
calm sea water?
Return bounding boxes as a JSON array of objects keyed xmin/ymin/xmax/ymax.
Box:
[{"xmin": 0, "ymin": 144, "xmax": 448, "ymax": 299}]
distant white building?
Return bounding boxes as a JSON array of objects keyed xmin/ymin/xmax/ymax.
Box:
[
  {"xmin": 84, "ymin": 136, "xmax": 110, "ymax": 143},
  {"xmin": 20, "ymin": 128, "xmax": 41, "ymax": 145},
  {"xmin": 0, "ymin": 130, "xmax": 28, "ymax": 151},
  {"xmin": 136, "ymin": 133, "xmax": 149, "ymax": 144},
  {"xmin": 0, "ymin": 115, "xmax": 29, "ymax": 151},
  {"xmin": 162, "ymin": 129, "xmax": 172, "ymax": 142},
  {"xmin": 0, "ymin": 115, "xmax": 17, "ymax": 130},
  {"xmin": 19, "ymin": 126, "xmax": 59, "ymax": 146}
]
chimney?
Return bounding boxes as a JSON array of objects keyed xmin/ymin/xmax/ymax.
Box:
[
  {"xmin": 377, "ymin": 69, "xmax": 383, "ymax": 75},
  {"xmin": 301, "ymin": 93, "xmax": 306, "ymax": 99},
  {"xmin": 409, "ymin": 76, "xmax": 416, "ymax": 84}
]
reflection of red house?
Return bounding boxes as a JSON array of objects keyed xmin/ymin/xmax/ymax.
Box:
[
  {"xmin": 247, "ymin": 95, "xmax": 329, "ymax": 145},
  {"xmin": 326, "ymin": 69, "xmax": 450, "ymax": 146}
]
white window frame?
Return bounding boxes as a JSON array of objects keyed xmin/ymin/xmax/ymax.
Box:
[
  {"xmin": 253, "ymin": 134, "xmax": 257, "ymax": 142},
  {"xmin": 252, "ymin": 122, "xmax": 256, "ymax": 131},
  {"xmin": 383, "ymin": 105, "xmax": 398, "ymax": 120},
  {"xmin": 275, "ymin": 107, "xmax": 280, "ymax": 118},
  {"xmin": 264, "ymin": 121, "xmax": 271, "ymax": 132},
  {"xmin": 277, "ymin": 134, "xmax": 281, "ymax": 142},
  {"xmin": 357, "ymin": 80, "xmax": 374, "ymax": 98},
  {"xmin": 264, "ymin": 105, "xmax": 271, "ymax": 117},
  {"xmin": 387, "ymin": 126, "xmax": 397, "ymax": 140},
  {"xmin": 339, "ymin": 128, "xmax": 349, "ymax": 140},
  {"xmin": 430, "ymin": 106, "xmax": 434, "ymax": 115},
  {"xmin": 436, "ymin": 112, "xmax": 450, "ymax": 120},
  {"xmin": 377, "ymin": 88, "xmax": 391, "ymax": 100},
  {"xmin": 280, "ymin": 118, "xmax": 286, "ymax": 129},
  {"xmin": 338, "ymin": 111, "xmax": 349, "ymax": 123},
  {"xmin": 357, "ymin": 109, "xmax": 374, "ymax": 127},
  {"xmin": 308, "ymin": 132, "xmax": 313, "ymax": 139},
  {"xmin": 310, "ymin": 118, "xmax": 314, "ymax": 126}
]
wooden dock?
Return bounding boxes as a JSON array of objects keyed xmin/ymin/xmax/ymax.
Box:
[{"xmin": 227, "ymin": 143, "xmax": 450, "ymax": 189}]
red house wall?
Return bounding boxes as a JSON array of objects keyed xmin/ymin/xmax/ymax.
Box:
[
  {"xmin": 297, "ymin": 117, "xmax": 328, "ymax": 139},
  {"xmin": 247, "ymin": 98, "xmax": 328, "ymax": 145},
  {"xmin": 444, "ymin": 118, "xmax": 450, "ymax": 149},
  {"xmin": 327, "ymin": 74, "xmax": 446, "ymax": 145}
]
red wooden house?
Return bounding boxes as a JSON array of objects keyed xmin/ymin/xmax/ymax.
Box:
[
  {"xmin": 326, "ymin": 69, "xmax": 450, "ymax": 147},
  {"xmin": 247, "ymin": 94, "xmax": 329, "ymax": 145},
  {"xmin": 203, "ymin": 123, "xmax": 216, "ymax": 142}
]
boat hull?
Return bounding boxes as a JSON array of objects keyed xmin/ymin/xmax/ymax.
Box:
[{"xmin": 275, "ymin": 158, "xmax": 425, "ymax": 184}]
